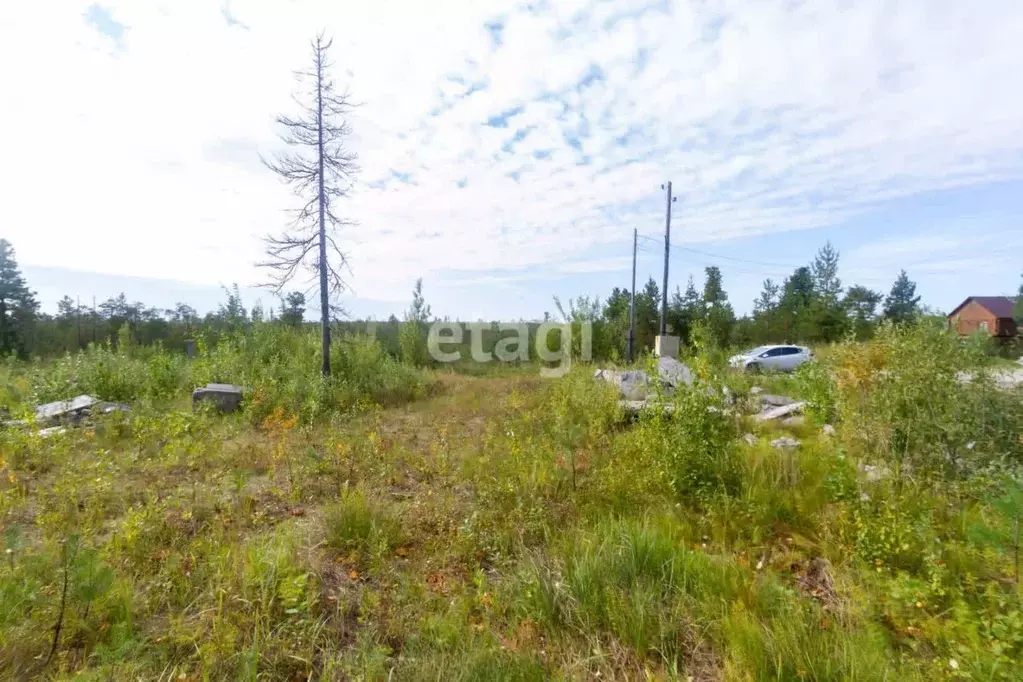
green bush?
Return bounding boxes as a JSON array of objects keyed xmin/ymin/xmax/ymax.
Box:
[
  {"xmin": 825, "ymin": 319, "xmax": 1023, "ymax": 475},
  {"xmin": 324, "ymin": 488, "xmax": 401, "ymax": 561},
  {"xmin": 637, "ymin": 379, "xmax": 742, "ymax": 503}
]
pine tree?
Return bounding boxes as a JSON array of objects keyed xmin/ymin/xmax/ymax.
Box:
[
  {"xmin": 666, "ymin": 277, "xmax": 703, "ymax": 347},
  {"xmin": 217, "ymin": 284, "xmax": 248, "ymax": 332},
  {"xmin": 778, "ymin": 266, "xmax": 815, "ymax": 340},
  {"xmin": 753, "ymin": 278, "xmax": 779, "ymax": 316},
  {"xmin": 811, "ymin": 241, "xmax": 842, "ymax": 303},
  {"xmin": 701, "ymin": 266, "xmax": 727, "ymax": 307},
  {"xmin": 250, "ymin": 300, "xmax": 265, "ymax": 324},
  {"xmin": 700, "ymin": 266, "xmax": 735, "ymax": 347},
  {"xmin": 400, "ymin": 278, "xmax": 431, "ymax": 367},
  {"xmin": 0, "ymin": 239, "xmax": 39, "ymax": 357},
  {"xmin": 632, "ymin": 277, "xmax": 660, "ymax": 351},
  {"xmin": 883, "ymin": 270, "xmax": 921, "ymax": 324},
  {"xmin": 843, "ymin": 285, "xmax": 883, "ymax": 340},
  {"xmin": 279, "ymin": 291, "xmax": 306, "ymax": 327},
  {"xmin": 751, "ymin": 278, "xmax": 780, "ymax": 342}
]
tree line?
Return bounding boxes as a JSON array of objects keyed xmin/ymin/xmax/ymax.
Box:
[
  {"xmin": 3, "ymin": 235, "xmax": 1022, "ymax": 363},
  {"xmin": 0, "ymin": 238, "xmax": 310, "ymax": 358},
  {"xmin": 558, "ymin": 241, "xmax": 942, "ymax": 360}
]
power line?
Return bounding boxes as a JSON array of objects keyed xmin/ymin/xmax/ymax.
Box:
[
  {"xmin": 637, "ymin": 232, "xmax": 802, "ymax": 269},
  {"xmin": 678, "ymin": 245, "xmax": 801, "ymax": 270}
]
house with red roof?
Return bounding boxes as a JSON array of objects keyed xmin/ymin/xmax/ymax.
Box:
[{"xmin": 946, "ymin": 296, "xmax": 1018, "ymax": 339}]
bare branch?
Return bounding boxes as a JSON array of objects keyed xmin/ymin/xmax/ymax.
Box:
[{"xmin": 259, "ymin": 33, "xmax": 359, "ymax": 375}]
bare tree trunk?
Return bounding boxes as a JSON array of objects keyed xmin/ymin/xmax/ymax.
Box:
[
  {"xmin": 316, "ymin": 46, "xmax": 331, "ymax": 377},
  {"xmin": 260, "ymin": 33, "xmax": 357, "ymax": 361}
]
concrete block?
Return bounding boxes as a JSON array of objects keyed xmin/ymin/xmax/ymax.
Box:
[
  {"xmin": 192, "ymin": 383, "xmax": 244, "ymax": 413},
  {"xmin": 654, "ymin": 335, "xmax": 680, "ymax": 359}
]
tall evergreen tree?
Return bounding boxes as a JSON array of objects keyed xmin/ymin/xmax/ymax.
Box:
[
  {"xmin": 0, "ymin": 239, "xmax": 39, "ymax": 357},
  {"xmin": 602, "ymin": 287, "xmax": 632, "ymax": 359},
  {"xmin": 751, "ymin": 278, "xmax": 781, "ymax": 342},
  {"xmin": 279, "ymin": 291, "xmax": 306, "ymax": 327},
  {"xmin": 778, "ymin": 266, "xmax": 815, "ymax": 340},
  {"xmin": 400, "ymin": 278, "xmax": 432, "ymax": 367},
  {"xmin": 883, "ymin": 270, "xmax": 921, "ymax": 324},
  {"xmin": 633, "ymin": 277, "xmax": 661, "ymax": 351},
  {"xmin": 701, "ymin": 266, "xmax": 735, "ymax": 347},
  {"xmin": 216, "ymin": 284, "xmax": 248, "ymax": 332},
  {"xmin": 666, "ymin": 277, "xmax": 702, "ymax": 346},
  {"xmin": 753, "ymin": 278, "xmax": 780, "ymax": 316},
  {"xmin": 843, "ymin": 285, "xmax": 883, "ymax": 340},
  {"xmin": 811, "ymin": 241, "xmax": 842, "ymax": 303},
  {"xmin": 702, "ymin": 266, "xmax": 727, "ymax": 307},
  {"xmin": 806, "ymin": 242, "xmax": 849, "ymax": 342}
]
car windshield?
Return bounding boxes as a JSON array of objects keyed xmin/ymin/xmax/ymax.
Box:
[{"xmin": 742, "ymin": 346, "xmax": 773, "ymax": 356}]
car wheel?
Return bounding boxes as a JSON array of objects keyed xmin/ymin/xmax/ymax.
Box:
[{"xmin": 746, "ymin": 362, "xmax": 761, "ymax": 374}]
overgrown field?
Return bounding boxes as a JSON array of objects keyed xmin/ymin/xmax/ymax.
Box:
[{"xmin": 1, "ymin": 323, "xmax": 1022, "ymax": 680}]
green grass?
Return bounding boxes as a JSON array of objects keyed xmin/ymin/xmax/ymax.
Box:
[{"xmin": 1, "ymin": 323, "xmax": 1022, "ymax": 679}]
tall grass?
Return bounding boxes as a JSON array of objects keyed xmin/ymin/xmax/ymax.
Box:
[
  {"xmin": 0, "ymin": 325, "xmax": 429, "ymax": 423},
  {"xmin": 1, "ymin": 319, "xmax": 1021, "ymax": 679}
]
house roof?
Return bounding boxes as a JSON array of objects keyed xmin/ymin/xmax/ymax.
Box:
[{"xmin": 947, "ymin": 296, "xmax": 1017, "ymax": 319}]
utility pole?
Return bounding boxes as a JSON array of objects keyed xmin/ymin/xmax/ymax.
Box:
[
  {"xmin": 659, "ymin": 182, "xmax": 676, "ymax": 335},
  {"xmin": 628, "ymin": 228, "xmax": 637, "ymax": 363},
  {"xmin": 76, "ymin": 296, "xmax": 81, "ymax": 349}
]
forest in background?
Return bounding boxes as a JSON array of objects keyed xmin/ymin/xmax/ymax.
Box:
[{"xmin": 2, "ymin": 238, "xmax": 1021, "ymax": 363}]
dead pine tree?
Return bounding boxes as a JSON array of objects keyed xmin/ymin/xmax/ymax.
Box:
[{"xmin": 261, "ymin": 33, "xmax": 357, "ymax": 376}]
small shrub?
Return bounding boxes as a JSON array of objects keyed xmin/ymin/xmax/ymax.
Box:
[
  {"xmin": 324, "ymin": 488, "xmax": 401, "ymax": 560},
  {"xmin": 795, "ymin": 357, "xmax": 837, "ymax": 425},
  {"xmin": 638, "ymin": 382, "xmax": 742, "ymax": 503}
]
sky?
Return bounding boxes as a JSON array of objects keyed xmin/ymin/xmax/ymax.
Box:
[{"xmin": 2, "ymin": 0, "xmax": 1022, "ymax": 321}]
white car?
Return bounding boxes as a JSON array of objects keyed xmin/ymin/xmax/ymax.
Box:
[{"xmin": 729, "ymin": 345, "xmax": 812, "ymax": 373}]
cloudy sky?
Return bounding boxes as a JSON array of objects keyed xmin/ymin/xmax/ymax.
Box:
[{"xmin": 3, "ymin": 0, "xmax": 1022, "ymax": 320}]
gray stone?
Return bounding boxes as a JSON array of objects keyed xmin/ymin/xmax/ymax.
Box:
[
  {"xmin": 771, "ymin": 436, "xmax": 800, "ymax": 450},
  {"xmin": 821, "ymin": 424, "xmax": 836, "ymax": 437},
  {"xmin": 754, "ymin": 401, "xmax": 806, "ymax": 422},
  {"xmin": 595, "ymin": 369, "xmax": 651, "ymax": 400},
  {"xmin": 35, "ymin": 395, "xmax": 99, "ymax": 425},
  {"xmin": 759, "ymin": 394, "xmax": 797, "ymax": 407},
  {"xmin": 192, "ymin": 383, "xmax": 244, "ymax": 413},
  {"xmin": 742, "ymin": 433, "xmax": 758, "ymax": 446},
  {"xmin": 619, "ymin": 371, "xmax": 652, "ymax": 400},
  {"xmin": 98, "ymin": 402, "xmax": 131, "ymax": 415},
  {"xmin": 38, "ymin": 426, "xmax": 67, "ymax": 438},
  {"xmin": 657, "ymin": 356, "xmax": 694, "ymax": 388},
  {"xmin": 618, "ymin": 399, "xmax": 675, "ymax": 417},
  {"xmin": 597, "ymin": 358, "xmax": 695, "ymax": 402},
  {"xmin": 860, "ymin": 463, "xmax": 890, "ymax": 482},
  {"xmin": 749, "ymin": 386, "xmax": 763, "ymax": 395},
  {"xmin": 782, "ymin": 415, "xmax": 805, "ymax": 427}
]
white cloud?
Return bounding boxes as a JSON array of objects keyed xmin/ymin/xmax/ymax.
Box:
[{"xmin": 1, "ymin": 0, "xmax": 1021, "ymax": 316}]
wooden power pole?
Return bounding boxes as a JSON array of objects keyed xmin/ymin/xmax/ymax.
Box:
[
  {"xmin": 628, "ymin": 228, "xmax": 637, "ymax": 363},
  {"xmin": 659, "ymin": 182, "xmax": 676, "ymax": 335}
]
